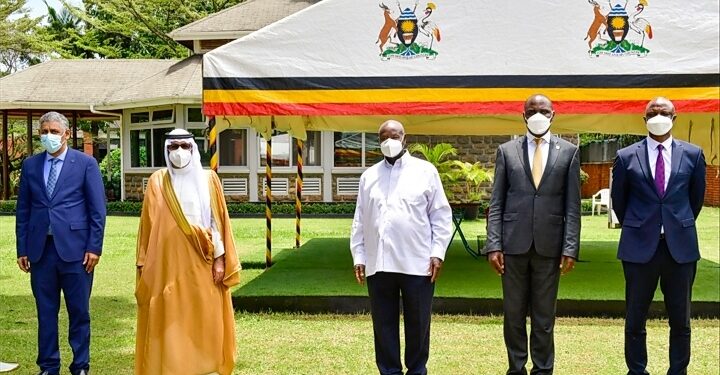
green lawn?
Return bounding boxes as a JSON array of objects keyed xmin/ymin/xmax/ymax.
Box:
[{"xmin": 0, "ymin": 209, "xmax": 719, "ymax": 374}]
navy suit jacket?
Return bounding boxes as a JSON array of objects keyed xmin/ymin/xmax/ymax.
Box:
[
  {"xmin": 611, "ymin": 139, "xmax": 705, "ymax": 264},
  {"xmin": 16, "ymin": 148, "xmax": 107, "ymax": 263}
]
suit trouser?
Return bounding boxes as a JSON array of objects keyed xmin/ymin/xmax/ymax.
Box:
[
  {"xmin": 622, "ymin": 239, "xmax": 696, "ymax": 375},
  {"xmin": 30, "ymin": 237, "xmax": 93, "ymax": 374},
  {"xmin": 502, "ymin": 247, "xmax": 560, "ymax": 375},
  {"xmin": 367, "ymin": 272, "xmax": 435, "ymax": 375}
]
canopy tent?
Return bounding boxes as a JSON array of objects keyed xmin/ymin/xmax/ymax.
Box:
[
  {"xmin": 203, "ymin": 0, "xmax": 719, "ymax": 155},
  {"xmin": 203, "ymin": 0, "xmax": 720, "ymax": 265}
]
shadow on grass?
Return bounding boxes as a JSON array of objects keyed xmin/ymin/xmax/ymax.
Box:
[
  {"xmin": 0, "ymin": 294, "xmax": 136, "ymax": 375},
  {"xmin": 232, "ymin": 238, "xmax": 720, "ymax": 317}
]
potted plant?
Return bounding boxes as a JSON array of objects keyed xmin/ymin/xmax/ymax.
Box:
[
  {"xmin": 408, "ymin": 143, "xmax": 493, "ymax": 219},
  {"xmin": 445, "ymin": 160, "xmax": 493, "ymax": 219}
]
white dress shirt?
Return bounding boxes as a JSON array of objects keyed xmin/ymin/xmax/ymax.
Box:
[
  {"xmin": 171, "ymin": 168, "xmax": 225, "ymax": 258},
  {"xmin": 646, "ymin": 136, "xmax": 672, "ymax": 191},
  {"xmin": 350, "ymin": 152, "xmax": 453, "ymax": 277},
  {"xmin": 526, "ymin": 131, "xmax": 551, "ymax": 172}
]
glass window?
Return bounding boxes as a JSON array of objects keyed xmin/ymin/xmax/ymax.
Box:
[
  {"xmin": 130, "ymin": 129, "xmax": 151, "ymax": 167},
  {"xmin": 152, "ymin": 127, "xmax": 173, "ymax": 167},
  {"xmin": 260, "ymin": 133, "xmax": 291, "ymax": 167},
  {"xmin": 292, "ymin": 131, "xmax": 322, "ymax": 166},
  {"xmin": 187, "ymin": 107, "xmax": 204, "ymax": 123},
  {"xmin": 130, "ymin": 112, "xmax": 149, "ymax": 124},
  {"xmin": 219, "ymin": 129, "xmax": 247, "ymax": 166},
  {"xmin": 152, "ymin": 109, "xmax": 174, "ymax": 122},
  {"xmin": 333, "ymin": 132, "xmax": 363, "ymax": 167},
  {"xmin": 364, "ymin": 133, "xmax": 383, "ymax": 165},
  {"xmin": 189, "ymin": 128, "xmax": 210, "ymax": 167}
]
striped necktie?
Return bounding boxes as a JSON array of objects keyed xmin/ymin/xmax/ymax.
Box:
[{"xmin": 47, "ymin": 158, "xmax": 60, "ymax": 197}]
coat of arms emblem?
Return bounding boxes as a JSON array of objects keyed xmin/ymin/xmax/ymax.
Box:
[
  {"xmin": 584, "ymin": 0, "xmax": 653, "ymax": 57},
  {"xmin": 376, "ymin": 1, "xmax": 442, "ymax": 60}
]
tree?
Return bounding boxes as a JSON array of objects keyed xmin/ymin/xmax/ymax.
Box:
[
  {"xmin": 58, "ymin": 0, "xmax": 245, "ymax": 59},
  {"xmin": 0, "ymin": 0, "xmax": 46, "ymax": 76}
]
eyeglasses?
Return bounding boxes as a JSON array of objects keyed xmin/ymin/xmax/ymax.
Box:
[{"xmin": 167, "ymin": 143, "xmax": 192, "ymax": 151}]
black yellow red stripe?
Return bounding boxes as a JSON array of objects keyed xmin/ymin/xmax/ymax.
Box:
[{"xmin": 203, "ymin": 99, "xmax": 718, "ymax": 116}]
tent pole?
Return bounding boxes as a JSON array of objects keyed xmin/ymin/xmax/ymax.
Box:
[
  {"xmin": 208, "ymin": 116, "xmax": 218, "ymax": 172},
  {"xmin": 265, "ymin": 136, "xmax": 273, "ymax": 268},
  {"xmin": 295, "ymin": 138, "xmax": 303, "ymax": 248}
]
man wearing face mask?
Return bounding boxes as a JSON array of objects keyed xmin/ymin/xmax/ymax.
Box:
[
  {"xmin": 486, "ymin": 94, "xmax": 581, "ymax": 375},
  {"xmin": 350, "ymin": 120, "xmax": 452, "ymax": 375},
  {"xmin": 15, "ymin": 111, "xmax": 106, "ymax": 375},
  {"xmin": 611, "ymin": 97, "xmax": 705, "ymax": 375},
  {"xmin": 134, "ymin": 129, "xmax": 240, "ymax": 375}
]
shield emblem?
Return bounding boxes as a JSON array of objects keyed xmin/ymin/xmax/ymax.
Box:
[
  {"xmin": 397, "ymin": 8, "xmax": 418, "ymax": 46},
  {"xmin": 607, "ymin": 4, "xmax": 629, "ymax": 43}
]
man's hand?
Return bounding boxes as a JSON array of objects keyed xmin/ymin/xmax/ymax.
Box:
[
  {"xmin": 560, "ymin": 255, "xmax": 576, "ymax": 275},
  {"xmin": 487, "ymin": 251, "xmax": 504, "ymax": 275},
  {"xmin": 429, "ymin": 257, "xmax": 443, "ymax": 283},
  {"xmin": 83, "ymin": 252, "xmax": 100, "ymax": 273},
  {"xmin": 212, "ymin": 256, "xmax": 226, "ymax": 284},
  {"xmin": 17, "ymin": 256, "xmax": 30, "ymax": 273},
  {"xmin": 354, "ymin": 264, "xmax": 366, "ymax": 285}
]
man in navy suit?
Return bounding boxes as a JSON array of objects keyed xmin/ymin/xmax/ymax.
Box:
[
  {"xmin": 16, "ymin": 112, "xmax": 106, "ymax": 375},
  {"xmin": 611, "ymin": 97, "xmax": 706, "ymax": 375}
]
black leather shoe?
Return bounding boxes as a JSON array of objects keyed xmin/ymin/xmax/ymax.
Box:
[
  {"xmin": 37, "ymin": 371, "xmax": 59, "ymax": 375},
  {"xmin": 71, "ymin": 370, "xmax": 89, "ymax": 375}
]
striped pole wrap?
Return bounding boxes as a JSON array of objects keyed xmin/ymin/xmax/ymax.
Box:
[
  {"xmin": 265, "ymin": 137, "xmax": 272, "ymax": 268},
  {"xmin": 208, "ymin": 116, "xmax": 218, "ymax": 172},
  {"xmin": 295, "ymin": 138, "xmax": 303, "ymax": 249}
]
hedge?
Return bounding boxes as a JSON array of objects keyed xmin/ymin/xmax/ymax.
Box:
[
  {"xmin": 0, "ymin": 200, "xmax": 356, "ymax": 216},
  {"xmin": 0, "ymin": 199, "xmax": 597, "ymax": 216}
]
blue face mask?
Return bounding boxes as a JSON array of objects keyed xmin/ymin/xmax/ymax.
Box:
[{"xmin": 40, "ymin": 133, "xmax": 64, "ymax": 153}]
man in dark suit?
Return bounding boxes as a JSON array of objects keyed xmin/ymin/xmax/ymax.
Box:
[
  {"xmin": 486, "ymin": 94, "xmax": 581, "ymax": 375},
  {"xmin": 611, "ymin": 97, "xmax": 705, "ymax": 375},
  {"xmin": 16, "ymin": 112, "xmax": 106, "ymax": 375}
]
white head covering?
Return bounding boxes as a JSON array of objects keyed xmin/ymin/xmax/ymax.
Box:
[{"xmin": 164, "ymin": 129, "xmax": 212, "ymax": 228}]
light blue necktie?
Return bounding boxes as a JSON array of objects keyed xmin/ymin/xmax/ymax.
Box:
[{"xmin": 47, "ymin": 158, "xmax": 60, "ymax": 197}]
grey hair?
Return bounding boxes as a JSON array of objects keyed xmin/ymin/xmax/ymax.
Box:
[{"xmin": 39, "ymin": 111, "xmax": 70, "ymax": 131}]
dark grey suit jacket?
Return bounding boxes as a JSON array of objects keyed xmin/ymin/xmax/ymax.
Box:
[{"xmin": 486, "ymin": 135, "xmax": 581, "ymax": 258}]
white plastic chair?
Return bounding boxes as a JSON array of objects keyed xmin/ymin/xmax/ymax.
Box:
[{"xmin": 591, "ymin": 188, "xmax": 610, "ymax": 216}]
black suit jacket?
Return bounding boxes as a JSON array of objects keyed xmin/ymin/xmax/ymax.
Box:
[{"xmin": 486, "ymin": 135, "xmax": 581, "ymax": 258}]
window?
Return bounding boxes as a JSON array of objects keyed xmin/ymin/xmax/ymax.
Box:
[
  {"xmin": 152, "ymin": 109, "xmax": 174, "ymax": 122},
  {"xmin": 294, "ymin": 131, "xmax": 321, "ymax": 166},
  {"xmin": 219, "ymin": 129, "xmax": 247, "ymax": 166},
  {"xmin": 130, "ymin": 129, "xmax": 151, "ymax": 167},
  {"xmin": 334, "ymin": 132, "xmax": 382, "ymax": 167},
  {"xmin": 188, "ymin": 128, "xmax": 210, "ymax": 167},
  {"xmin": 128, "ymin": 107, "xmax": 179, "ymax": 169},
  {"xmin": 259, "ymin": 131, "xmax": 322, "ymax": 167},
  {"xmin": 130, "ymin": 112, "xmax": 149, "ymax": 124},
  {"xmin": 260, "ymin": 134, "xmax": 291, "ymax": 167},
  {"xmin": 187, "ymin": 107, "xmax": 204, "ymax": 123},
  {"xmin": 152, "ymin": 127, "xmax": 174, "ymax": 167}
]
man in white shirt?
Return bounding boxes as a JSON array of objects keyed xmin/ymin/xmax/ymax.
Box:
[
  {"xmin": 350, "ymin": 120, "xmax": 452, "ymax": 375},
  {"xmin": 611, "ymin": 97, "xmax": 705, "ymax": 375}
]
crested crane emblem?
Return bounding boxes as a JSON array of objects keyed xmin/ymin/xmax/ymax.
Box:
[
  {"xmin": 376, "ymin": 1, "xmax": 442, "ymax": 60},
  {"xmin": 584, "ymin": 0, "xmax": 654, "ymax": 57}
]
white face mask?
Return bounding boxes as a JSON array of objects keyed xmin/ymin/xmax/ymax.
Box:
[
  {"xmin": 646, "ymin": 114, "xmax": 673, "ymax": 136},
  {"xmin": 380, "ymin": 138, "xmax": 404, "ymax": 158},
  {"xmin": 40, "ymin": 133, "xmax": 64, "ymax": 153},
  {"xmin": 169, "ymin": 149, "xmax": 192, "ymax": 168},
  {"xmin": 525, "ymin": 112, "xmax": 552, "ymax": 136}
]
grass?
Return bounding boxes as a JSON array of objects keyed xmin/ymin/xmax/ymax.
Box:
[{"xmin": 1, "ymin": 209, "xmax": 718, "ymax": 374}]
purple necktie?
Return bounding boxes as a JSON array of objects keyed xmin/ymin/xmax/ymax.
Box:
[{"xmin": 655, "ymin": 144, "xmax": 665, "ymax": 197}]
